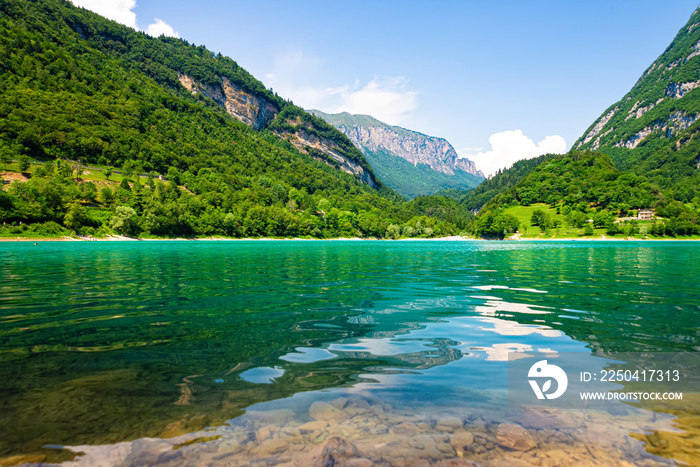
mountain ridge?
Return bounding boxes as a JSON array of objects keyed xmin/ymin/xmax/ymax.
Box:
[{"xmin": 310, "ymin": 110, "xmax": 484, "ymax": 199}]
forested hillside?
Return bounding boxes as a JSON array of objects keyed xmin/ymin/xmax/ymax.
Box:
[
  {"xmin": 471, "ymin": 151, "xmax": 699, "ymax": 238},
  {"xmin": 460, "ymin": 154, "xmax": 553, "ymax": 212},
  {"xmin": 574, "ymin": 6, "xmax": 700, "ymax": 202},
  {"xmin": 0, "ymin": 0, "xmax": 466, "ymax": 239}
]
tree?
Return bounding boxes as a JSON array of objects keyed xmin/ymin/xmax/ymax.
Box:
[
  {"xmin": 64, "ymin": 200, "xmax": 88, "ymax": 232},
  {"xmin": 57, "ymin": 159, "xmax": 72, "ymax": 178},
  {"xmin": 605, "ymin": 221, "xmax": 620, "ymax": 236},
  {"xmin": 166, "ymin": 166, "xmax": 181, "ymax": 185},
  {"xmin": 32, "ymin": 165, "xmax": 48, "ymax": 178},
  {"xmin": 109, "ymin": 206, "xmax": 138, "ymax": 236},
  {"xmin": 531, "ymin": 208, "xmax": 546, "ymax": 226},
  {"xmin": 583, "ymin": 224, "xmax": 594, "ymax": 236},
  {"xmin": 593, "ymin": 211, "xmax": 613, "ymax": 228},
  {"xmin": 493, "ymin": 213, "xmax": 519, "ymax": 237},
  {"xmin": 100, "ymin": 187, "xmax": 115, "ymax": 206},
  {"xmin": 104, "ymin": 167, "xmax": 113, "ymax": 180},
  {"xmin": 271, "ymin": 183, "xmax": 288, "ymax": 203},
  {"xmin": 18, "ymin": 155, "xmax": 30, "ymax": 173},
  {"xmin": 0, "ymin": 144, "xmax": 11, "ymax": 170},
  {"xmin": 566, "ymin": 210, "xmax": 587, "ymax": 228},
  {"xmin": 386, "ymin": 224, "xmax": 401, "ymax": 239},
  {"xmin": 72, "ymin": 160, "xmax": 83, "ymax": 179},
  {"xmin": 531, "ymin": 208, "xmax": 551, "ymax": 231}
]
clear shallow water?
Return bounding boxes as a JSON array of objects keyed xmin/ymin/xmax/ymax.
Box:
[{"xmin": 0, "ymin": 240, "xmax": 698, "ymax": 466}]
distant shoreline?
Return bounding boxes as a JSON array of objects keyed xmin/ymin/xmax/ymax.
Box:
[{"xmin": 1, "ymin": 235, "xmax": 698, "ymax": 242}]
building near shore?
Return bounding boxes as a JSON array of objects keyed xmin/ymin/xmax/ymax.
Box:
[{"xmin": 638, "ymin": 209, "xmax": 654, "ymax": 220}]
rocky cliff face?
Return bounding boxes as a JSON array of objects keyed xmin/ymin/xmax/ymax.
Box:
[
  {"xmin": 178, "ymin": 73, "xmax": 277, "ymax": 129},
  {"xmin": 341, "ymin": 124, "xmax": 483, "ymax": 178},
  {"xmin": 311, "ymin": 111, "xmax": 484, "ymax": 179},
  {"xmin": 282, "ymin": 127, "xmax": 378, "ymax": 188}
]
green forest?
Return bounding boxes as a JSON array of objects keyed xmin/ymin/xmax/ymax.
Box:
[
  {"xmin": 360, "ymin": 148, "xmax": 482, "ymax": 200},
  {"xmin": 460, "ymin": 154, "xmax": 553, "ymax": 211},
  {"xmin": 469, "ymin": 151, "xmax": 700, "ymax": 238}
]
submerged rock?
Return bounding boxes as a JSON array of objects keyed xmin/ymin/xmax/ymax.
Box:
[
  {"xmin": 496, "ymin": 423, "xmax": 536, "ymax": 451},
  {"xmin": 254, "ymin": 437, "xmax": 289, "ymax": 456},
  {"xmin": 436, "ymin": 415, "xmax": 463, "ymax": 432},
  {"xmin": 306, "ymin": 436, "xmax": 359, "ymax": 467},
  {"xmin": 450, "ymin": 430, "xmax": 475, "ymax": 451},
  {"xmin": 215, "ymin": 437, "xmax": 242, "ymax": 456},
  {"xmin": 298, "ymin": 421, "xmax": 329, "ymax": 433},
  {"xmin": 309, "ymin": 401, "xmax": 344, "ymax": 422},
  {"xmin": 345, "ymin": 458, "xmax": 374, "ymax": 467},
  {"xmin": 519, "ymin": 408, "xmax": 579, "ymax": 430}
]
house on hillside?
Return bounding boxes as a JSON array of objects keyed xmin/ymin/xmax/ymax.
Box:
[{"xmin": 638, "ymin": 209, "xmax": 654, "ymax": 220}]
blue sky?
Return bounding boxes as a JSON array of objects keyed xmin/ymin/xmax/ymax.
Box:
[{"xmin": 72, "ymin": 1, "xmax": 699, "ymax": 175}]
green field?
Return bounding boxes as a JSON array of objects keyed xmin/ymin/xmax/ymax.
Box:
[{"xmin": 501, "ymin": 203, "xmax": 696, "ymax": 240}]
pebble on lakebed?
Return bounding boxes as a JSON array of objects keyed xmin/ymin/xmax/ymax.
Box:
[{"xmin": 56, "ymin": 396, "xmax": 677, "ymax": 467}]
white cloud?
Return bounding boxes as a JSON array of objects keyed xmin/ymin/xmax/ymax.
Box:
[
  {"xmin": 70, "ymin": 0, "xmax": 137, "ymax": 28},
  {"xmin": 274, "ymin": 77, "xmax": 417, "ymax": 125},
  {"xmin": 340, "ymin": 78, "xmax": 418, "ymax": 124},
  {"xmin": 460, "ymin": 130, "xmax": 566, "ymax": 177},
  {"xmin": 145, "ymin": 18, "xmax": 179, "ymax": 38},
  {"xmin": 264, "ymin": 50, "xmax": 417, "ymax": 125},
  {"xmin": 70, "ymin": 1, "xmax": 179, "ymax": 38}
]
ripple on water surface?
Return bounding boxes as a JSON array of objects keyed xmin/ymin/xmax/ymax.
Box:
[{"xmin": 0, "ymin": 240, "xmax": 698, "ymax": 466}]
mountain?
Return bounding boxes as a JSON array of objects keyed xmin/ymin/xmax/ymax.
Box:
[
  {"xmin": 0, "ymin": 0, "xmax": 470, "ymax": 240},
  {"xmin": 574, "ymin": 6, "xmax": 700, "ymax": 201},
  {"xmin": 310, "ymin": 110, "xmax": 484, "ymax": 199},
  {"xmin": 467, "ymin": 6, "xmax": 700, "ymax": 239}
]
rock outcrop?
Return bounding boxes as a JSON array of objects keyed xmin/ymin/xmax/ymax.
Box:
[
  {"xmin": 178, "ymin": 73, "xmax": 277, "ymax": 129},
  {"xmin": 281, "ymin": 127, "xmax": 378, "ymax": 189},
  {"xmin": 341, "ymin": 124, "xmax": 483, "ymax": 177}
]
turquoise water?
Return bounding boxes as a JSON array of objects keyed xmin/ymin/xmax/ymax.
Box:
[{"xmin": 0, "ymin": 240, "xmax": 698, "ymax": 465}]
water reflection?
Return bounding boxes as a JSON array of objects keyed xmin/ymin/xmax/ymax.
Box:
[{"xmin": 240, "ymin": 367, "xmax": 285, "ymax": 384}]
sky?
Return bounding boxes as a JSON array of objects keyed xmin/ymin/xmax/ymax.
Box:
[{"xmin": 71, "ymin": 1, "xmax": 699, "ymax": 176}]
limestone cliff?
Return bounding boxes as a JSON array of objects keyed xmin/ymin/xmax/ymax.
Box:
[
  {"xmin": 178, "ymin": 73, "xmax": 277, "ymax": 130},
  {"xmin": 285, "ymin": 128, "xmax": 378, "ymax": 188},
  {"xmin": 270, "ymin": 110, "xmax": 379, "ymax": 189}
]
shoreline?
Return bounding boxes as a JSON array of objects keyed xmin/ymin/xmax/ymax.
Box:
[{"xmin": 1, "ymin": 235, "xmax": 698, "ymax": 242}]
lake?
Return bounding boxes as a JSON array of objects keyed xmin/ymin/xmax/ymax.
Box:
[{"xmin": 0, "ymin": 240, "xmax": 698, "ymax": 466}]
